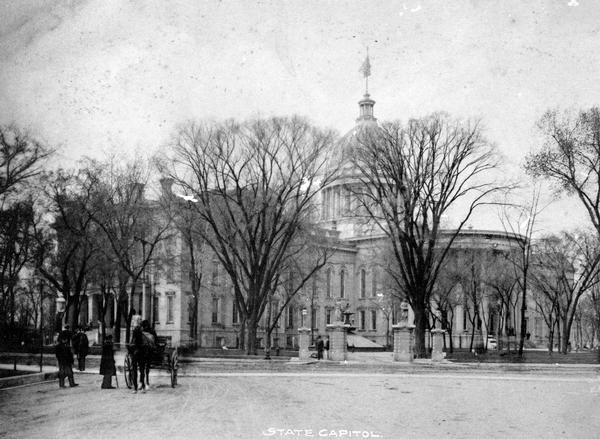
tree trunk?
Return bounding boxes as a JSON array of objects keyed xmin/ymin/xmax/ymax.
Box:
[
  {"xmin": 246, "ymin": 319, "xmax": 258, "ymax": 355},
  {"xmin": 413, "ymin": 305, "xmax": 428, "ymax": 358},
  {"xmin": 238, "ymin": 318, "xmax": 246, "ymax": 351},
  {"xmin": 518, "ymin": 290, "xmax": 527, "ymax": 357},
  {"xmin": 556, "ymin": 319, "xmax": 561, "ymax": 354},
  {"xmin": 561, "ymin": 317, "xmax": 574, "ymax": 354}
]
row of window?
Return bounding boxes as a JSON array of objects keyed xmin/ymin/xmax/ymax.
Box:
[
  {"xmin": 205, "ymin": 298, "xmax": 379, "ymax": 331},
  {"xmin": 321, "ymin": 267, "xmax": 378, "ymax": 299}
]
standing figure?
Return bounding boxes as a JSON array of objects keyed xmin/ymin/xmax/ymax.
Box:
[
  {"xmin": 59, "ymin": 324, "xmax": 73, "ymax": 346},
  {"xmin": 55, "ymin": 334, "xmax": 78, "ymax": 388},
  {"xmin": 316, "ymin": 336, "xmax": 324, "ymax": 360},
  {"xmin": 76, "ymin": 327, "xmax": 89, "ymax": 371},
  {"xmin": 99, "ymin": 335, "xmax": 116, "ymax": 389}
]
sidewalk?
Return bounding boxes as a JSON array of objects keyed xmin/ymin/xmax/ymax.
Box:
[
  {"xmin": 0, "ymin": 363, "xmax": 58, "ymax": 389},
  {"xmin": 2, "ymin": 350, "xmax": 598, "ymax": 389}
]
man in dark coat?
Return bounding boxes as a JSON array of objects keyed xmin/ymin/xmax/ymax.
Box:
[
  {"xmin": 55, "ymin": 334, "xmax": 78, "ymax": 388},
  {"xmin": 59, "ymin": 325, "xmax": 73, "ymax": 347},
  {"xmin": 316, "ymin": 336, "xmax": 324, "ymax": 360},
  {"xmin": 99, "ymin": 335, "xmax": 116, "ymax": 389},
  {"xmin": 75, "ymin": 327, "xmax": 89, "ymax": 371}
]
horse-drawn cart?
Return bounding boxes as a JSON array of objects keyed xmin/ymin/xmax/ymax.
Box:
[{"xmin": 123, "ymin": 335, "xmax": 178, "ymax": 388}]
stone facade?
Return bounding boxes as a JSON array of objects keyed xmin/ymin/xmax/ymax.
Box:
[{"xmin": 76, "ymin": 89, "xmax": 552, "ymax": 351}]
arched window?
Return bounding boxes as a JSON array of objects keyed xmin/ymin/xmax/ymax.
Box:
[
  {"xmin": 360, "ymin": 269, "xmax": 366, "ymax": 298},
  {"xmin": 340, "ymin": 269, "xmax": 345, "ymax": 298}
]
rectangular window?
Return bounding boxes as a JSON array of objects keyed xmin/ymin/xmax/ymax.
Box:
[
  {"xmin": 211, "ymin": 260, "xmax": 219, "ymax": 285},
  {"xmin": 371, "ymin": 271, "xmax": 377, "ymax": 297},
  {"xmin": 167, "ymin": 294, "xmax": 174, "ymax": 324},
  {"xmin": 165, "ymin": 264, "xmax": 174, "ymax": 284},
  {"xmin": 371, "ymin": 310, "xmax": 377, "ymax": 330},
  {"xmin": 311, "ymin": 307, "xmax": 317, "ymax": 330},
  {"xmin": 326, "ymin": 309, "xmax": 331, "ymax": 325},
  {"xmin": 187, "ymin": 294, "xmax": 194, "ymax": 324},
  {"xmin": 287, "ymin": 306, "xmax": 294, "ymax": 328},
  {"xmin": 152, "ymin": 294, "xmax": 160, "ymax": 324},
  {"xmin": 232, "ymin": 302, "xmax": 239, "ymax": 325},
  {"xmin": 212, "ymin": 297, "xmax": 219, "ymax": 324},
  {"xmin": 340, "ymin": 270, "xmax": 345, "ymax": 298},
  {"xmin": 343, "ymin": 186, "xmax": 351, "ymax": 214},
  {"xmin": 326, "ymin": 269, "xmax": 331, "ymax": 298},
  {"xmin": 360, "ymin": 269, "xmax": 366, "ymax": 298},
  {"xmin": 359, "ymin": 310, "xmax": 366, "ymax": 330}
]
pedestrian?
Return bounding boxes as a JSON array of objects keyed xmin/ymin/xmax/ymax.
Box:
[
  {"xmin": 55, "ymin": 333, "xmax": 78, "ymax": 388},
  {"xmin": 324, "ymin": 337, "xmax": 330, "ymax": 359},
  {"xmin": 316, "ymin": 336, "xmax": 324, "ymax": 360},
  {"xmin": 76, "ymin": 327, "xmax": 89, "ymax": 371},
  {"xmin": 130, "ymin": 309, "xmax": 142, "ymax": 333},
  {"xmin": 99, "ymin": 334, "xmax": 116, "ymax": 389},
  {"xmin": 59, "ymin": 324, "xmax": 73, "ymax": 346}
]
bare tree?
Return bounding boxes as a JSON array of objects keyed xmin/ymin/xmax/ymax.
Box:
[
  {"xmin": 500, "ymin": 188, "xmax": 542, "ymax": 357},
  {"xmin": 531, "ymin": 231, "xmax": 600, "ymax": 354},
  {"xmin": 167, "ymin": 117, "xmax": 338, "ymax": 354},
  {"xmin": 33, "ymin": 170, "xmax": 100, "ymax": 331},
  {"xmin": 81, "ymin": 156, "xmax": 172, "ymax": 343},
  {"xmin": 580, "ymin": 284, "xmax": 600, "ymax": 348},
  {"xmin": 352, "ymin": 114, "xmax": 505, "ymax": 357},
  {"xmin": 0, "ymin": 125, "xmax": 52, "ymax": 204},
  {"xmin": 526, "ymin": 108, "xmax": 600, "ymax": 233},
  {"xmin": 483, "ymin": 254, "xmax": 519, "ymax": 350},
  {"xmin": 161, "ymin": 185, "xmax": 208, "ymax": 344},
  {"xmin": 531, "ymin": 287, "xmax": 559, "ymax": 353},
  {"xmin": 0, "ymin": 200, "xmax": 36, "ymax": 330}
]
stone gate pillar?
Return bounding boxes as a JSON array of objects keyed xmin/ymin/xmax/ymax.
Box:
[
  {"xmin": 431, "ymin": 329, "xmax": 446, "ymax": 362},
  {"xmin": 392, "ymin": 324, "xmax": 414, "ymax": 362},
  {"xmin": 298, "ymin": 327, "xmax": 311, "ymax": 360},
  {"xmin": 326, "ymin": 322, "xmax": 347, "ymax": 361}
]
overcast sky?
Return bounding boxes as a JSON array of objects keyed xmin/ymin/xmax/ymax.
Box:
[{"xmin": 0, "ymin": 0, "xmax": 598, "ymax": 233}]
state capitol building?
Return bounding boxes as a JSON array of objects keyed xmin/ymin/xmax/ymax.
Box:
[{"xmin": 78, "ymin": 86, "xmax": 545, "ymax": 353}]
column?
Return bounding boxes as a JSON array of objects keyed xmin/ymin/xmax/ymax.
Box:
[
  {"xmin": 298, "ymin": 327, "xmax": 311, "ymax": 360},
  {"xmin": 392, "ymin": 324, "xmax": 414, "ymax": 362},
  {"xmin": 141, "ymin": 281, "xmax": 147, "ymax": 321},
  {"xmin": 431, "ymin": 329, "xmax": 446, "ymax": 362},
  {"xmin": 89, "ymin": 294, "xmax": 99, "ymax": 324},
  {"xmin": 326, "ymin": 322, "xmax": 347, "ymax": 361}
]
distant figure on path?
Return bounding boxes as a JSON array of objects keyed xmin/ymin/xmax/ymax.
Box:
[
  {"xmin": 59, "ymin": 324, "xmax": 73, "ymax": 346},
  {"xmin": 99, "ymin": 335, "xmax": 116, "ymax": 389},
  {"xmin": 75, "ymin": 327, "xmax": 89, "ymax": 371},
  {"xmin": 316, "ymin": 336, "xmax": 324, "ymax": 360},
  {"xmin": 55, "ymin": 333, "xmax": 78, "ymax": 388}
]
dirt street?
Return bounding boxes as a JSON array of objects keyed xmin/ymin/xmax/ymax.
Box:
[{"xmin": 1, "ymin": 371, "xmax": 599, "ymax": 439}]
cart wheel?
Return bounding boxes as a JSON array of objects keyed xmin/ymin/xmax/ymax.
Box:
[
  {"xmin": 124, "ymin": 353, "xmax": 133, "ymax": 389},
  {"xmin": 170, "ymin": 350, "xmax": 178, "ymax": 388}
]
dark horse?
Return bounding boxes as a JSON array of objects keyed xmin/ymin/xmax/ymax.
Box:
[
  {"xmin": 140, "ymin": 320, "xmax": 156, "ymax": 388},
  {"xmin": 130, "ymin": 325, "xmax": 152, "ymax": 393}
]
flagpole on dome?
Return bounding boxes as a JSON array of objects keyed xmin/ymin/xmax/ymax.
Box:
[{"xmin": 360, "ymin": 47, "xmax": 371, "ymax": 94}]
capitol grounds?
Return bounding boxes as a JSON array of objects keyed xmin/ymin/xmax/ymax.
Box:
[{"xmin": 1, "ymin": 349, "xmax": 599, "ymax": 439}]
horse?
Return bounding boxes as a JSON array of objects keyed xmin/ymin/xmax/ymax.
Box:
[{"xmin": 130, "ymin": 325, "xmax": 153, "ymax": 393}]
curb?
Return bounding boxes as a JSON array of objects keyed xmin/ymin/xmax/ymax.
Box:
[{"xmin": 0, "ymin": 371, "xmax": 59, "ymax": 389}]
